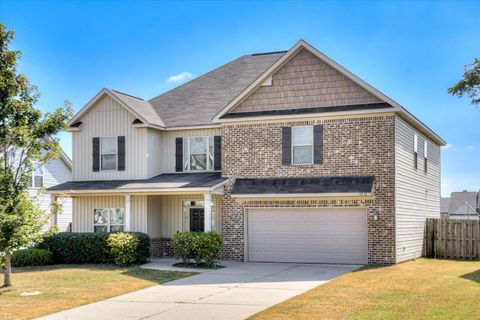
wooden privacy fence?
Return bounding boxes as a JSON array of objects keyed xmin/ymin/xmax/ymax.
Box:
[{"xmin": 425, "ymin": 218, "xmax": 480, "ymax": 260}]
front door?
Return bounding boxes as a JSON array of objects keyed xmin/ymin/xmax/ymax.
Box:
[{"xmin": 190, "ymin": 208, "xmax": 205, "ymax": 232}]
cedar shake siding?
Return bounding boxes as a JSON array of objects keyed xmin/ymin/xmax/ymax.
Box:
[
  {"xmin": 232, "ymin": 48, "xmax": 381, "ymax": 113},
  {"xmin": 221, "ymin": 115, "xmax": 396, "ymax": 264}
]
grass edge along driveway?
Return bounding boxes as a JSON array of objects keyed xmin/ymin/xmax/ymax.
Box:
[
  {"xmin": 0, "ymin": 264, "xmax": 194, "ymax": 320},
  {"xmin": 251, "ymin": 259, "xmax": 480, "ymax": 320}
]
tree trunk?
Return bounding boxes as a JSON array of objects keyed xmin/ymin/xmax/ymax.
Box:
[{"xmin": 3, "ymin": 251, "xmax": 12, "ymax": 287}]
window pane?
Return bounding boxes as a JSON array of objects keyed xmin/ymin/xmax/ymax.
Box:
[
  {"xmin": 110, "ymin": 208, "xmax": 125, "ymax": 225},
  {"xmin": 190, "ymin": 137, "xmax": 207, "ymax": 153},
  {"xmin": 101, "ymin": 154, "xmax": 117, "ymax": 170},
  {"xmin": 34, "ymin": 165, "xmax": 43, "ymax": 176},
  {"xmin": 292, "ymin": 127, "xmax": 313, "ymax": 145},
  {"xmin": 183, "ymin": 138, "xmax": 189, "ymax": 170},
  {"xmin": 94, "ymin": 209, "xmax": 109, "ymax": 225},
  {"xmin": 94, "ymin": 226, "xmax": 108, "ymax": 233},
  {"xmin": 190, "ymin": 154, "xmax": 207, "ymax": 170},
  {"xmin": 101, "ymin": 137, "xmax": 117, "ymax": 153},
  {"xmin": 208, "ymin": 136, "xmax": 214, "ymax": 169},
  {"xmin": 34, "ymin": 175, "xmax": 43, "ymax": 188},
  {"xmin": 110, "ymin": 225, "xmax": 124, "ymax": 232},
  {"xmin": 293, "ymin": 146, "xmax": 313, "ymax": 164}
]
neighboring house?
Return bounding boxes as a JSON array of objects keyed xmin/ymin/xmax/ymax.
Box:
[
  {"xmin": 446, "ymin": 191, "xmax": 479, "ymax": 220},
  {"xmin": 440, "ymin": 197, "xmax": 450, "ymax": 219},
  {"xmin": 47, "ymin": 40, "xmax": 446, "ymax": 265},
  {"xmin": 29, "ymin": 150, "xmax": 73, "ymax": 232}
]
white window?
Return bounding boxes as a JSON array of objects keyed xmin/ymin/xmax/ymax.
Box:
[
  {"xmin": 292, "ymin": 126, "xmax": 313, "ymax": 165},
  {"xmin": 30, "ymin": 163, "xmax": 44, "ymax": 188},
  {"xmin": 183, "ymin": 136, "xmax": 214, "ymax": 171},
  {"xmin": 93, "ymin": 208, "xmax": 125, "ymax": 232},
  {"xmin": 424, "ymin": 140, "xmax": 428, "ymax": 159},
  {"xmin": 413, "ymin": 133, "xmax": 418, "ymax": 169},
  {"xmin": 100, "ymin": 137, "xmax": 117, "ymax": 170}
]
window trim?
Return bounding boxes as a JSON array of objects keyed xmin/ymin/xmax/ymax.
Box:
[
  {"xmin": 93, "ymin": 208, "xmax": 125, "ymax": 233},
  {"xmin": 183, "ymin": 136, "xmax": 214, "ymax": 172},
  {"xmin": 30, "ymin": 163, "xmax": 44, "ymax": 188},
  {"xmin": 291, "ymin": 125, "xmax": 314, "ymax": 165},
  {"xmin": 100, "ymin": 137, "xmax": 118, "ymax": 171},
  {"xmin": 424, "ymin": 140, "xmax": 428, "ymax": 174},
  {"xmin": 413, "ymin": 133, "xmax": 418, "ymax": 170}
]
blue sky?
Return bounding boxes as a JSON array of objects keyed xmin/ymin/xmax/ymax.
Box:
[{"xmin": 1, "ymin": 1, "xmax": 479, "ymax": 196}]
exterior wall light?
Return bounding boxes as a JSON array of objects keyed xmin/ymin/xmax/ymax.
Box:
[{"xmin": 372, "ymin": 209, "xmax": 380, "ymax": 221}]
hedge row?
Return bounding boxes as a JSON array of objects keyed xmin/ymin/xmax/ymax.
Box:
[{"xmin": 38, "ymin": 232, "xmax": 150, "ymax": 264}]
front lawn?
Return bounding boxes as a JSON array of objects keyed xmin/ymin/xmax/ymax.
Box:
[
  {"xmin": 0, "ymin": 264, "xmax": 194, "ymax": 320},
  {"xmin": 251, "ymin": 259, "xmax": 480, "ymax": 320}
]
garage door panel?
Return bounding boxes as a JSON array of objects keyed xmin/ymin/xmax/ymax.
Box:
[{"xmin": 248, "ymin": 208, "xmax": 367, "ymax": 264}]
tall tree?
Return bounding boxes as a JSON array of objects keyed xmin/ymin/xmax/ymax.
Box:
[
  {"xmin": 448, "ymin": 58, "xmax": 480, "ymax": 106},
  {"xmin": 0, "ymin": 23, "xmax": 72, "ymax": 287}
]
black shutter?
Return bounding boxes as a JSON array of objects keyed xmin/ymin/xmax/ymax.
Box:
[
  {"xmin": 214, "ymin": 136, "xmax": 221, "ymax": 171},
  {"xmin": 117, "ymin": 136, "xmax": 125, "ymax": 171},
  {"xmin": 314, "ymin": 124, "xmax": 324, "ymax": 164},
  {"xmin": 175, "ymin": 138, "xmax": 183, "ymax": 172},
  {"xmin": 92, "ymin": 137, "xmax": 100, "ymax": 172},
  {"xmin": 282, "ymin": 127, "xmax": 291, "ymax": 165}
]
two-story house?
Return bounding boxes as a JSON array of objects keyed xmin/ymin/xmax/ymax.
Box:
[{"xmin": 48, "ymin": 40, "xmax": 445, "ymax": 264}]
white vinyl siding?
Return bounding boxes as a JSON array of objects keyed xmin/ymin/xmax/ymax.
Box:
[
  {"xmin": 72, "ymin": 95, "xmax": 148, "ymax": 181},
  {"xmin": 395, "ymin": 116, "xmax": 441, "ymax": 262},
  {"xmin": 28, "ymin": 158, "xmax": 72, "ymax": 232}
]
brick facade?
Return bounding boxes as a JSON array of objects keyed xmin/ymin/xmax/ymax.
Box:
[
  {"xmin": 150, "ymin": 238, "xmax": 175, "ymax": 258},
  {"xmin": 220, "ymin": 115, "xmax": 396, "ymax": 264}
]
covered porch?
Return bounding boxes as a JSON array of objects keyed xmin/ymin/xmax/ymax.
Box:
[{"xmin": 47, "ymin": 172, "xmax": 227, "ymax": 257}]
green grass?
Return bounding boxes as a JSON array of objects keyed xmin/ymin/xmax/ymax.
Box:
[
  {"xmin": 251, "ymin": 259, "xmax": 480, "ymax": 320},
  {"xmin": 0, "ymin": 264, "xmax": 194, "ymax": 320}
]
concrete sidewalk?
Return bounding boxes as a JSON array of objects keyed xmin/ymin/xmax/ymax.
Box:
[{"xmin": 37, "ymin": 259, "xmax": 360, "ymax": 320}]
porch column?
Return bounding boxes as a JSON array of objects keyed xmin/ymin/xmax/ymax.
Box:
[
  {"xmin": 204, "ymin": 193, "xmax": 212, "ymax": 232},
  {"xmin": 50, "ymin": 195, "xmax": 58, "ymax": 228},
  {"xmin": 125, "ymin": 194, "xmax": 132, "ymax": 231}
]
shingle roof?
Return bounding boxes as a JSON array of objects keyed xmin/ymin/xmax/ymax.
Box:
[
  {"xmin": 47, "ymin": 172, "xmax": 227, "ymax": 192},
  {"xmin": 108, "ymin": 89, "xmax": 165, "ymax": 127},
  {"xmin": 440, "ymin": 197, "xmax": 450, "ymax": 213},
  {"xmin": 231, "ymin": 176, "xmax": 375, "ymax": 195},
  {"xmin": 449, "ymin": 192, "xmax": 479, "ymax": 215},
  {"xmin": 148, "ymin": 52, "xmax": 285, "ymax": 127}
]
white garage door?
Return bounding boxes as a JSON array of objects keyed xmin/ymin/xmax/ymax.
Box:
[{"xmin": 248, "ymin": 208, "xmax": 367, "ymax": 264}]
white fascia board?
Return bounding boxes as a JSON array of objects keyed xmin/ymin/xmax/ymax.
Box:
[
  {"xmin": 68, "ymin": 88, "xmax": 150, "ymax": 127},
  {"xmin": 47, "ymin": 187, "xmax": 217, "ymax": 196}
]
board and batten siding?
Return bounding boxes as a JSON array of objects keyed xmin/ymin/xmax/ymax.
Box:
[
  {"xmin": 395, "ymin": 115, "xmax": 441, "ymax": 262},
  {"xmin": 72, "ymin": 95, "xmax": 148, "ymax": 181},
  {"xmin": 29, "ymin": 158, "xmax": 72, "ymax": 232},
  {"xmin": 72, "ymin": 194, "xmax": 221, "ymax": 237}
]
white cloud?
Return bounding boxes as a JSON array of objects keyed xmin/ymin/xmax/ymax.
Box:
[
  {"xmin": 166, "ymin": 72, "xmax": 193, "ymax": 84},
  {"xmin": 443, "ymin": 143, "xmax": 454, "ymax": 150},
  {"xmin": 466, "ymin": 145, "xmax": 475, "ymax": 150}
]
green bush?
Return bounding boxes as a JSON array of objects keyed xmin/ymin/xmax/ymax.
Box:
[
  {"xmin": 107, "ymin": 232, "xmax": 139, "ymax": 266},
  {"xmin": 38, "ymin": 232, "xmax": 150, "ymax": 264},
  {"xmin": 12, "ymin": 248, "xmax": 53, "ymax": 267},
  {"xmin": 172, "ymin": 231, "xmax": 223, "ymax": 268}
]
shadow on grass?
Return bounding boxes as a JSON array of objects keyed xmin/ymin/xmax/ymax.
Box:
[{"xmin": 461, "ymin": 269, "xmax": 480, "ymax": 283}]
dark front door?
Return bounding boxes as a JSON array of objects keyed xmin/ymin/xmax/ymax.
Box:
[{"xmin": 190, "ymin": 208, "xmax": 205, "ymax": 232}]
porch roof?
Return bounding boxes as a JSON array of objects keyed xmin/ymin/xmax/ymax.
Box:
[{"xmin": 47, "ymin": 172, "xmax": 228, "ymax": 195}]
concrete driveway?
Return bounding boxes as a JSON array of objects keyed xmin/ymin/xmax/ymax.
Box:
[{"xmin": 38, "ymin": 259, "xmax": 360, "ymax": 320}]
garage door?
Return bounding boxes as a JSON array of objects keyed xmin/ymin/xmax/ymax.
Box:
[{"xmin": 248, "ymin": 208, "xmax": 367, "ymax": 264}]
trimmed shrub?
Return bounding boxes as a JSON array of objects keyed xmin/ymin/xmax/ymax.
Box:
[
  {"xmin": 195, "ymin": 232, "xmax": 223, "ymax": 268},
  {"xmin": 172, "ymin": 231, "xmax": 223, "ymax": 268},
  {"xmin": 38, "ymin": 232, "xmax": 150, "ymax": 264},
  {"xmin": 12, "ymin": 248, "xmax": 53, "ymax": 267},
  {"xmin": 107, "ymin": 232, "xmax": 139, "ymax": 266}
]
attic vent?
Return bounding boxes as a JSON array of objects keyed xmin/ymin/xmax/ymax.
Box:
[
  {"xmin": 70, "ymin": 122, "xmax": 82, "ymax": 128},
  {"xmin": 260, "ymin": 76, "xmax": 273, "ymax": 87},
  {"xmin": 132, "ymin": 119, "xmax": 144, "ymax": 125}
]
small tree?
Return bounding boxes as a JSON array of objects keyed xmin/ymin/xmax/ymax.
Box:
[
  {"xmin": 448, "ymin": 58, "xmax": 480, "ymax": 106},
  {"xmin": 0, "ymin": 23, "xmax": 72, "ymax": 287}
]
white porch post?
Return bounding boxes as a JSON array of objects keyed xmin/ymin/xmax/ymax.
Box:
[
  {"xmin": 50, "ymin": 195, "xmax": 58, "ymax": 228},
  {"xmin": 125, "ymin": 194, "xmax": 132, "ymax": 231},
  {"xmin": 204, "ymin": 193, "xmax": 212, "ymax": 232}
]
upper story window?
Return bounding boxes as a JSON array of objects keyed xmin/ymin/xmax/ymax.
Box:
[
  {"xmin": 93, "ymin": 208, "xmax": 125, "ymax": 232},
  {"xmin": 30, "ymin": 163, "xmax": 43, "ymax": 188},
  {"xmin": 413, "ymin": 133, "xmax": 418, "ymax": 170},
  {"xmin": 100, "ymin": 137, "xmax": 118, "ymax": 170},
  {"xmin": 183, "ymin": 136, "xmax": 214, "ymax": 171},
  {"xmin": 292, "ymin": 126, "xmax": 313, "ymax": 165}
]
